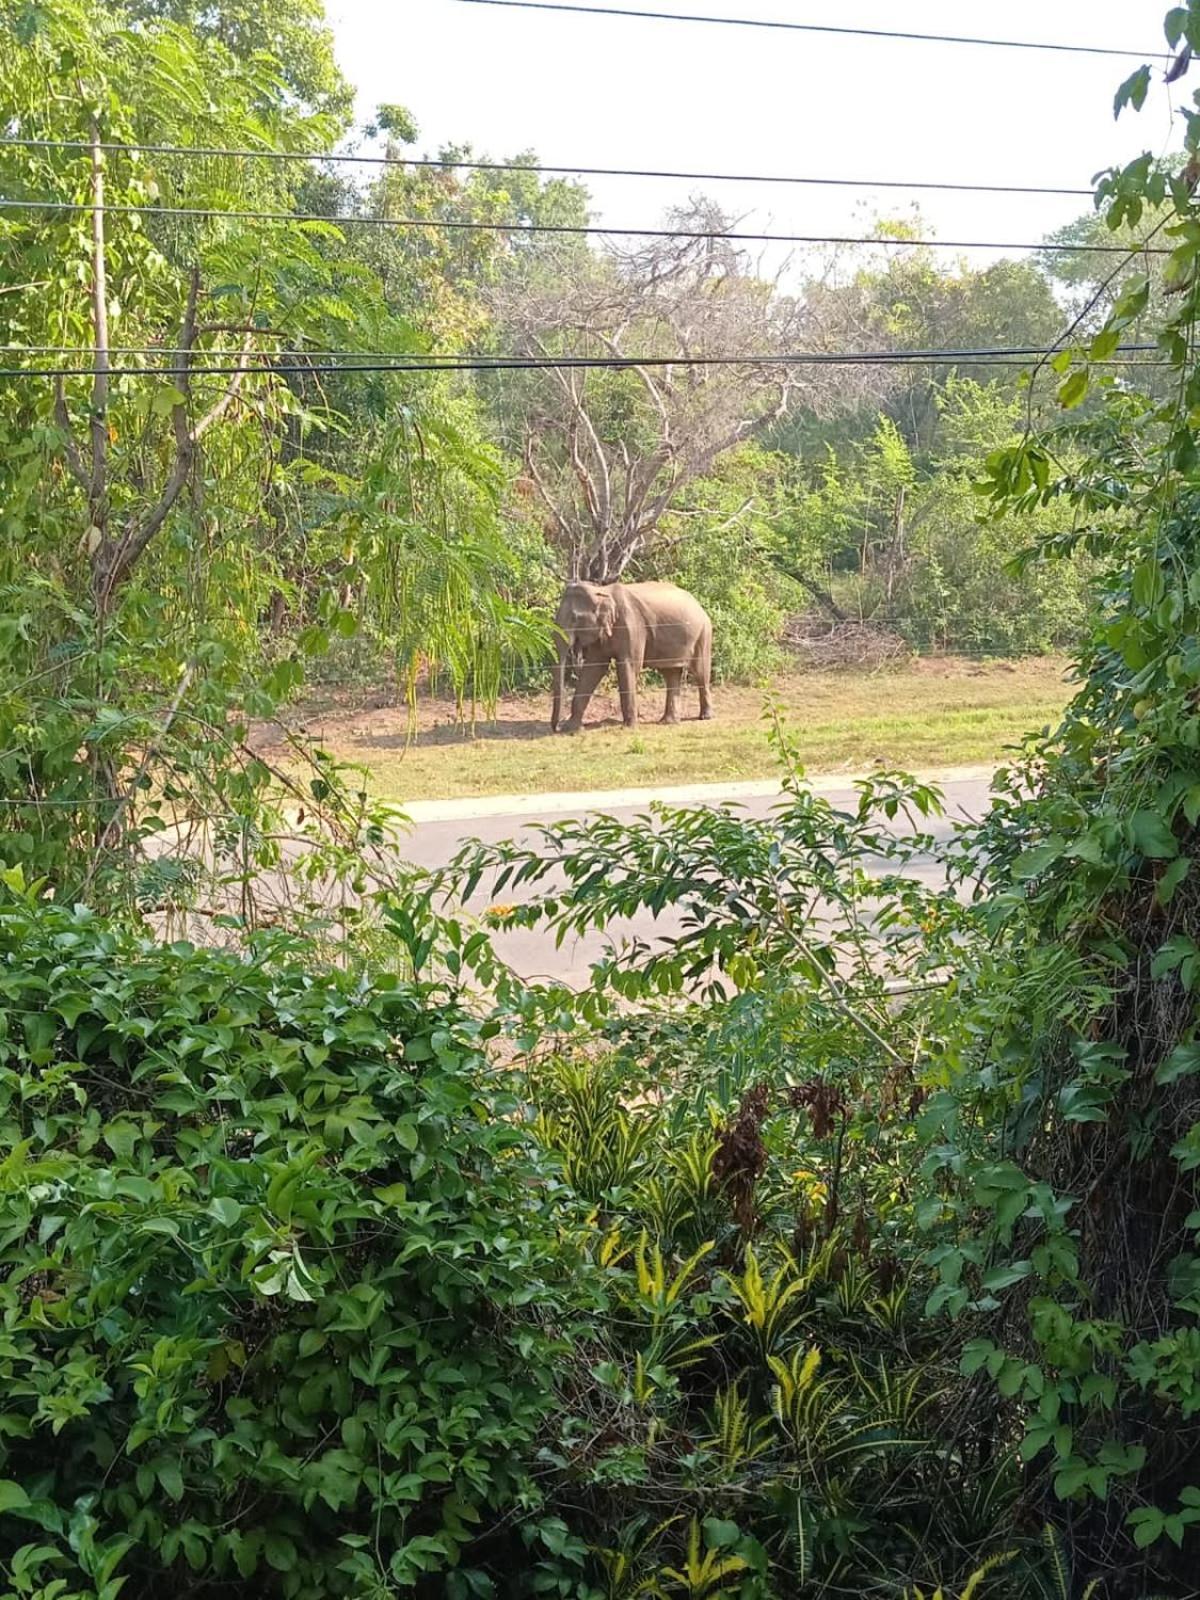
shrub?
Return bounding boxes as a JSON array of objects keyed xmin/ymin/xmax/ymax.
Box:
[
  {"xmin": 0, "ymin": 888, "xmax": 585, "ymax": 1599},
  {"xmin": 637, "ymin": 445, "xmax": 799, "ymax": 684}
]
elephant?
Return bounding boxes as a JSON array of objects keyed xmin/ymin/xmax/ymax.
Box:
[{"xmin": 550, "ymin": 579, "xmax": 714, "ymax": 734}]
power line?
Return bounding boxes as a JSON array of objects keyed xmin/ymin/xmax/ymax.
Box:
[
  {"xmin": 0, "ymin": 345, "xmax": 1164, "ymax": 380},
  {"xmin": 4, "ymin": 342, "xmax": 1158, "ymax": 364},
  {"xmin": 0, "ymin": 344, "xmax": 430, "ymax": 358},
  {"xmin": 0, "ymin": 137, "xmax": 1097, "ymax": 198},
  {"xmin": 0, "ymin": 197, "xmax": 1165, "ymax": 255},
  {"xmin": 452, "ymin": 0, "xmax": 1166, "ymax": 59}
]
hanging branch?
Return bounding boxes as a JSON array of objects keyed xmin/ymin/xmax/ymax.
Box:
[
  {"xmin": 87, "ymin": 116, "xmax": 110, "ymax": 510},
  {"xmin": 49, "ymin": 127, "xmax": 256, "ymax": 610}
]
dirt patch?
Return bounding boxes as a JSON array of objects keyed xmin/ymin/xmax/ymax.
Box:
[
  {"xmin": 252, "ymin": 686, "xmax": 551, "ymax": 756},
  {"xmin": 255, "ymin": 656, "xmax": 1063, "ymax": 766}
]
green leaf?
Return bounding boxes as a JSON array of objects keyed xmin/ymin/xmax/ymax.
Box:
[
  {"xmin": 1012, "ymin": 838, "xmax": 1065, "ymax": 881},
  {"xmin": 157, "ymin": 1462, "xmax": 184, "ymax": 1502},
  {"xmin": 1132, "ymin": 1520, "xmax": 1162, "ymax": 1548},
  {"xmin": 703, "ymin": 1517, "xmax": 742, "ymax": 1549},
  {"xmin": 0, "ymin": 1481, "xmax": 31, "ymax": 1513},
  {"xmin": 1130, "ymin": 810, "xmax": 1177, "ymax": 859},
  {"xmin": 103, "ymin": 1122, "xmax": 140, "ymax": 1161},
  {"xmin": 1132, "ymin": 559, "xmax": 1166, "ymax": 609},
  {"xmin": 149, "ymin": 384, "xmax": 187, "ymax": 418},
  {"xmin": 1058, "ymin": 370, "xmax": 1089, "ymax": 410},
  {"xmin": 981, "ymin": 1262, "xmax": 1032, "ymax": 1292},
  {"xmin": 1114, "ymin": 64, "xmax": 1151, "ymax": 117},
  {"xmin": 960, "ymin": 1338, "xmax": 997, "ymax": 1375},
  {"xmin": 264, "ymin": 1532, "xmax": 297, "ymax": 1572},
  {"xmin": 1158, "ymin": 856, "xmax": 1192, "ymax": 905},
  {"xmin": 1153, "ymin": 935, "xmax": 1200, "ymax": 980},
  {"xmin": 141, "ymin": 1216, "xmax": 180, "ymax": 1239},
  {"xmin": 1058, "ymin": 1082, "xmax": 1111, "ymax": 1124},
  {"xmin": 1158, "ymin": 1043, "xmax": 1200, "ymax": 1085},
  {"xmin": 1090, "ymin": 326, "xmax": 1122, "ymax": 361}
]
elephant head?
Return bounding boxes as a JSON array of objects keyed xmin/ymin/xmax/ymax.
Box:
[{"xmin": 550, "ymin": 581, "xmax": 616, "ymax": 731}]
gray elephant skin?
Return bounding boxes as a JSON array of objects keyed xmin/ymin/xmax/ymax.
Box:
[{"xmin": 550, "ymin": 580, "xmax": 714, "ymax": 734}]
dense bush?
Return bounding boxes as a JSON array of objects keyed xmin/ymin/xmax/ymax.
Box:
[
  {"xmin": 635, "ymin": 445, "xmax": 800, "ymax": 684},
  {"xmin": 792, "ymin": 386, "xmax": 1094, "ymax": 657},
  {"xmin": 0, "ymin": 888, "xmax": 588, "ymax": 1599},
  {"xmin": 890, "ymin": 474, "xmax": 1093, "ymax": 655},
  {"xmin": 447, "ymin": 767, "xmax": 1071, "ymax": 1597}
]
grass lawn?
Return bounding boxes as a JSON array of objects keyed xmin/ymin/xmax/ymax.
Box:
[{"xmin": 270, "ymin": 656, "xmax": 1072, "ymax": 804}]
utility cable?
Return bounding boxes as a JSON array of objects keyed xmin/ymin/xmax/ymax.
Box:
[
  {"xmin": 451, "ymin": 0, "xmax": 1167, "ymax": 59},
  {"xmin": 0, "ymin": 342, "xmax": 1160, "ymax": 363},
  {"xmin": 0, "ymin": 344, "xmax": 1163, "ymax": 380},
  {"xmin": 0, "ymin": 137, "xmax": 1097, "ymax": 198},
  {"xmin": 0, "ymin": 197, "xmax": 1166, "ymax": 255}
]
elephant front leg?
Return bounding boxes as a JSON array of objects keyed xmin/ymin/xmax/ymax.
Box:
[
  {"xmin": 616, "ymin": 660, "xmax": 638, "ymax": 728},
  {"xmin": 559, "ymin": 660, "xmax": 607, "ymax": 733},
  {"xmin": 660, "ymin": 666, "xmax": 683, "ymax": 724}
]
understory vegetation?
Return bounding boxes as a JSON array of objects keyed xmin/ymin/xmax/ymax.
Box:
[{"xmin": 6, "ymin": 0, "xmax": 1200, "ymax": 1597}]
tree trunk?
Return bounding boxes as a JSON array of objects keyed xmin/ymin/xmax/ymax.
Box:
[
  {"xmin": 774, "ymin": 561, "xmax": 848, "ymax": 624},
  {"xmin": 885, "ymin": 485, "xmax": 907, "ymax": 605}
]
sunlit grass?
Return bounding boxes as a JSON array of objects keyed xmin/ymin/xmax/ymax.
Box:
[{"xmin": 291, "ymin": 657, "xmax": 1070, "ymax": 803}]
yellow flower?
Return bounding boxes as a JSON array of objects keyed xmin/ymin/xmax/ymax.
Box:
[{"xmin": 791, "ymin": 1169, "xmax": 828, "ymax": 1205}]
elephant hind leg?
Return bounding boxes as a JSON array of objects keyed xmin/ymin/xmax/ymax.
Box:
[
  {"xmin": 660, "ymin": 666, "xmax": 683, "ymax": 724},
  {"xmin": 693, "ymin": 628, "xmax": 714, "ymax": 720}
]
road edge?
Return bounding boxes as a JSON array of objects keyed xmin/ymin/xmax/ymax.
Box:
[{"xmin": 397, "ymin": 764, "xmax": 997, "ymax": 823}]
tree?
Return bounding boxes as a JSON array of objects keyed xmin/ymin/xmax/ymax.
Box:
[
  {"xmin": 490, "ymin": 202, "xmax": 879, "ymax": 583},
  {"xmin": 125, "ymin": 0, "xmax": 354, "ymax": 125},
  {"xmin": 925, "ymin": 12, "xmax": 1200, "ymax": 1585},
  {"xmin": 0, "ymin": 0, "xmax": 544, "ymax": 899},
  {"xmin": 788, "ymin": 241, "xmax": 1065, "ymax": 454},
  {"xmin": 355, "ymin": 132, "xmax": 591, "ymax": 343}
]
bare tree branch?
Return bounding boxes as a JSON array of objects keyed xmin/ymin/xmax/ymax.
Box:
[
  {"xmin": 490, "ymin": 199, "xmax": 886, "ymax": 581},
  {"xmin": 96, "ymin": 270, "xmax": 200, "ymax": 604},
  {"xmin": 87, "ymin": 117, "xmax": 111, "ymax": 505},
  {"xmin": 194, "ymin": 330, "xmax": 255, "ymax": 441}
]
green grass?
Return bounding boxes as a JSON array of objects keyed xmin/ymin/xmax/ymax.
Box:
[{"xmin": 288, "ymin": 658, "xmax": 1070, "ymax": 803}]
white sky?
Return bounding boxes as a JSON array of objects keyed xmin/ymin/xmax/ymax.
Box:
[{"xmin": 326, "ymin": 0, "xmax": 1179, "ymax": 272}]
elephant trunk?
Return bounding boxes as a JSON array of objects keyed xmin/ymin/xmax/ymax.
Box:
[{"xmin": 550, "ymin": 634, "xmax": 569, "ymax": 731}]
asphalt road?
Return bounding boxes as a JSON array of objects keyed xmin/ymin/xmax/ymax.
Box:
[{"xmin": 392, "ymin": 770, "xmax": 995, "ymax": 985}]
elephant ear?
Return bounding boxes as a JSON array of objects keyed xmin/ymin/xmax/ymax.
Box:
[{"xmin": 596, "ymin": 589, "xmax": 617, "ymax": 644}]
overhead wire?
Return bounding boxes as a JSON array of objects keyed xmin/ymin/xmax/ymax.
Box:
[
  {"xmin": 0, "ymin": 197, "xmax": 1166, "ymax": 256},
  {"xmin": 0, "ymin": 343, "xmax": 1162, "ymax": 364},
  {"xmin": 450, "ymin": 0, "xmax": 1167, "ymax": 59},
  {"xmin": 0, "ymin": 346, "xmax": 1165, "ymax": 380},
  {"xmin": 0, "ymin": 137, "xmax": 1098, "ymax": 198}
]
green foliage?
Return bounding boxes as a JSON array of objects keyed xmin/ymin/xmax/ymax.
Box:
[
  {"xmin": 644, "ymin": 447, "xmax": 798, "ymax": 683},
  {"xmin": 11, "ymin": 3, "xmax": 1200, "ymax": 1597},
  {"xmin": 901, "ymin": 12, "xmax": 1200, "ymax": 1591},
  {"xmin": 0, "ymin": 889, "xmax": 586, "ymax": 1598},
  {"xmin": 0, "ymin": 0, "xmax": 548, "ymax": 902},
  {"xmin": 785, "ymin": 383, "xmax": 1093, "ymax": 653},
  {"xmin": 125, "ymin": 0, "xmax": 354, "ymax": 124},
  {"xmin": 435, "ymin": 751, "xmax": 1055, "ymax": 1595}
]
